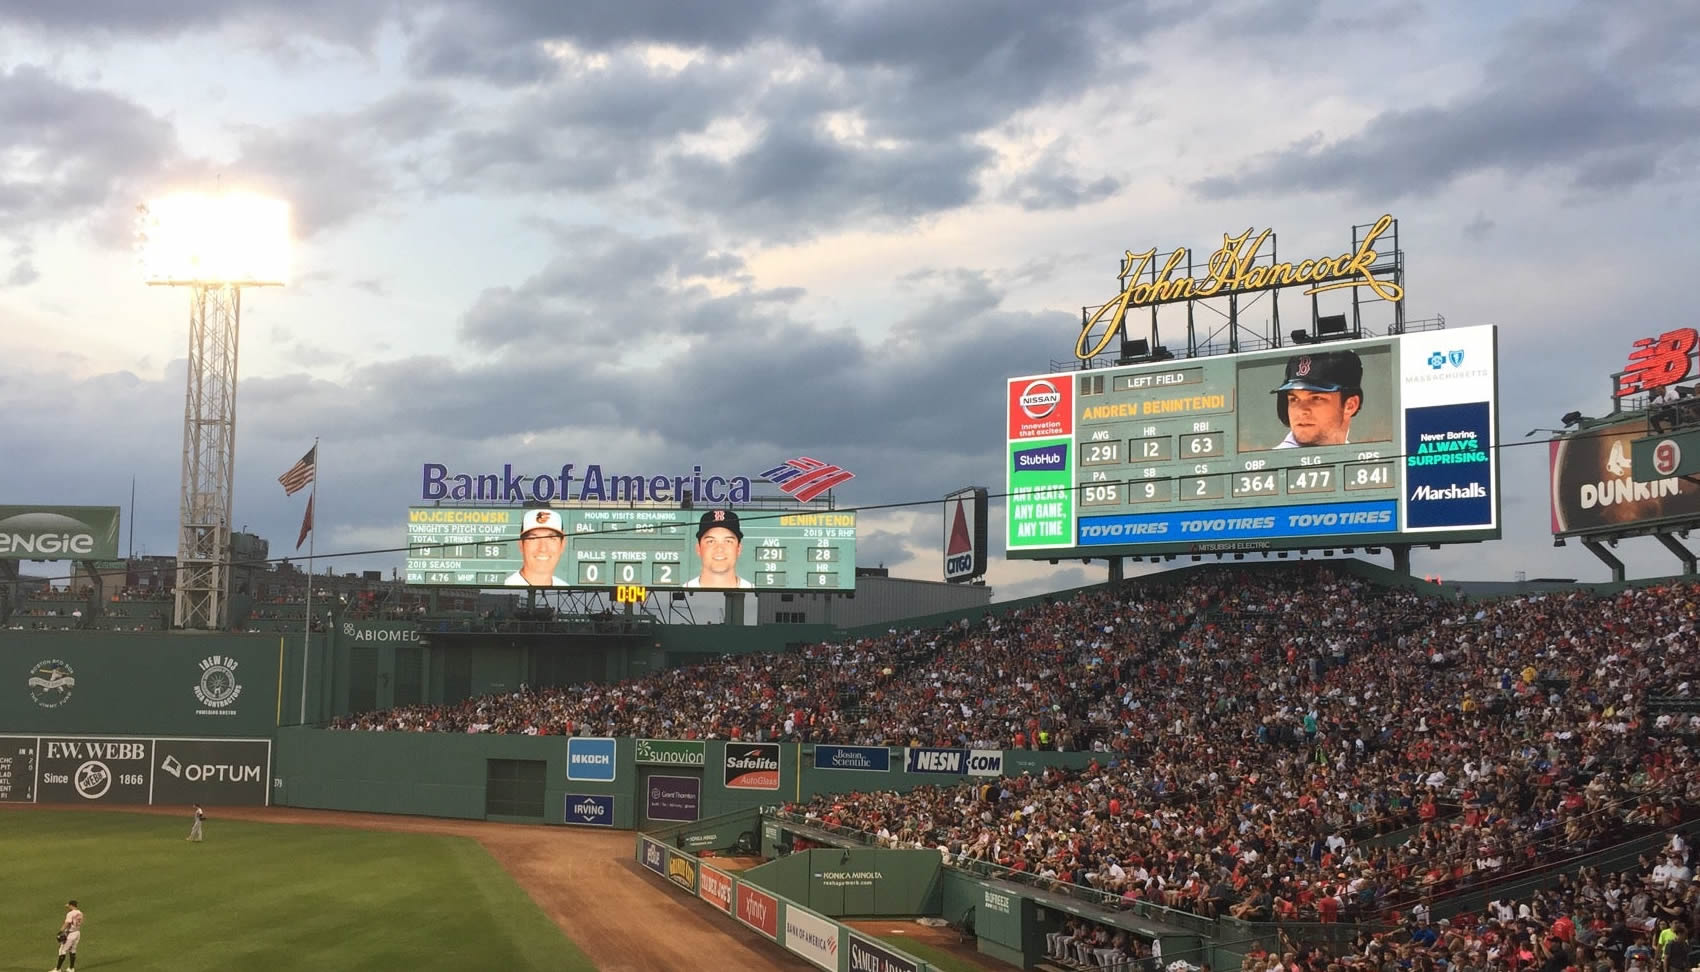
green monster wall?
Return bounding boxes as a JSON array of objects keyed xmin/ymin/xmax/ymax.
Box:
[{"xmin": 1, "ymin": 632, "xmax": 295, "ymax": 737}]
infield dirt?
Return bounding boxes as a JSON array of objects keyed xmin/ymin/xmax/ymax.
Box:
[{"xmin": 13, "ymin": 803, "xmax": 812, "ymax": 972}]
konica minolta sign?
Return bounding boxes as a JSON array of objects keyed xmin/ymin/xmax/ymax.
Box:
[{"xmin": 0, "ymin": 507, "xmax": 121, "ymax": 561}]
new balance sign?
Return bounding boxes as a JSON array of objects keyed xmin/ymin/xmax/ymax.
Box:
[{"xmin": 566, "ymin": 737, "xmax": 617, "ymax": 781}]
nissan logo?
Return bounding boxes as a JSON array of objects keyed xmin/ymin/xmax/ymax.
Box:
[{"xmin": 1019, "ymin": 380, "xmax": 1061, "ymax": 419}]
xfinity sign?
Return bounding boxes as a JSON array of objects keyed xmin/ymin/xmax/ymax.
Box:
[{"xmin": 0, "ymin": 507, "xmax": 121, "ymax": 562}]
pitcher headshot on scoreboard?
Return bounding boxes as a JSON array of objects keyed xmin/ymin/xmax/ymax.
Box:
[
  {"xmin": 505, "ymin": 508, "xmax": 569, "ymax": 587},
  {"xmin": 1271, "ymin": 350, "xmax": 1365, "ymax": 449},
  {"xmin": 684, "ymin": 509, "xmax": 755, "ymax": 589}
]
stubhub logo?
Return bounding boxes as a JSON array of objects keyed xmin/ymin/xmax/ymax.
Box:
[{"xmin": 1012, "ymin": 445, "xmax": 1067, "ymax": 471}]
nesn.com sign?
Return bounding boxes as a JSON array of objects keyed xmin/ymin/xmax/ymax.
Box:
[{"xmin": 566, "ymin": 737, "xmax": 617, "ymax": 781}]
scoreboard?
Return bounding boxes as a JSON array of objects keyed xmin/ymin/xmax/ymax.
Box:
[
  {"xmin": 1006, "ymin": 325, "xmax": 1500, "ymax": 558},
  {"xmin": 405, "ymin": 506, "xmax": 857, "ymax": 592}
]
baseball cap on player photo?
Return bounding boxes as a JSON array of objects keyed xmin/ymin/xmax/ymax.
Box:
[
  {"xmin": 697, "ymin": 509, "xmax": 743, "ymax": 540},
  {"xmin": 520, "ymin": 508, "xmax": 566, "ymax": 536},
  {"xmin": 1273, "ymin": 350, "xmax": 1363, "ymax": 395}
]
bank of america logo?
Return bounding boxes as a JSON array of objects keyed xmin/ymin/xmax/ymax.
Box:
[{"xmin": 759, "ymin": 457, "xmax": 855, "ymax": 502}]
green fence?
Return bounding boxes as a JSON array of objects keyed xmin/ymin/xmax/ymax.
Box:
[
  {"xmin": 736, "ymin": 847, "xmax": 942, "ymax": 918},
  {"xmin": 635, "ymin": 832, "xmax": 939, "ymax": 972}
]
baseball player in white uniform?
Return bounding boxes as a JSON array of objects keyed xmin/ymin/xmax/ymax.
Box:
[
  {"xmin": 504, "ymin": 508, "xmax": 569, "ymax": 587},
  {"xmin": 187, "ymin": 804, "xmax": 205, "ymax": 842},
  {"xmin": 53, "ymin": 899, "xmax": 82, "ymax": 971}
]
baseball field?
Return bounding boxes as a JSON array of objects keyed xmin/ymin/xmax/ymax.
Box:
[{"xmin": 0, "ymin": 805, "xmax": 816, "ymax": 972}]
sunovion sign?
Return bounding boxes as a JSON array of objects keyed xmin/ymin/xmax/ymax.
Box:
[{"xmin": 0, "ymin": 507, "xmax": 121, "ymax": 561}]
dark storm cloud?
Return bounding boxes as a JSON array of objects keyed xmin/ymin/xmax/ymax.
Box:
[
  {"xmin": 1005, "ymin": 143, "xmax": 1122, "ymax": 212},
  {"xmin": 0, "ymin": 0, "xmax": 396, "ymax": 46},
  {"xmin": 1193, "ymin": 5, "xmax": 1700, "ymax": 201},
  {"xmin": 458, "ymin": 228, "xmax": 756, "ymax": 346},
  {"xmin": 0, "ymin": 65, "xmax": 177, "ymax": 231},
  {"xmin": 667, "ymin": 127, "xmax": 991, "ymax": 237}
]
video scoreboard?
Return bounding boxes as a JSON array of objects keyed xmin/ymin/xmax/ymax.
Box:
[
  {"xmin": 405, "ymin": 506, "xmax": 857, "ymax": 592},
  {"xmin": 1006, "ymin": 325, "xmax": 1500, "ymax": 558}
]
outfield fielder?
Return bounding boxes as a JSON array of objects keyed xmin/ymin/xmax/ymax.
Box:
[
  {"xmin": 53, "ymin": 899, "xmax": 82, "ymax": 971},
  {"xmin": 187, "ymin": 804, "xmax": 205, "ymax": 842}
]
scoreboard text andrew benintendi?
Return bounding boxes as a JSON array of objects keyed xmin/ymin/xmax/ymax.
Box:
[{"xmin": 1005, "ymin": 325, "xmax": 1500, "ymax": 557}]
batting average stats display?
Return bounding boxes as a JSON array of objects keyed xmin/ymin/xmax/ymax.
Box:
[
  {"xmin": 406, "ymin": 507, "xmax": 857, "ymax": 591},
  {"xmin": 1006, "ymin": 324, "xmax": 1500, "ymax": 558}
]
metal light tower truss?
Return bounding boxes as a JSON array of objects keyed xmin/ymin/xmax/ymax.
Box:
[
  {"xmin": 175, "ymin": 284, "xmax": 243, "ymax": 630},
  {"xmin": 136, "ymin": 193, "xmax": 290, "ymax": 631}
]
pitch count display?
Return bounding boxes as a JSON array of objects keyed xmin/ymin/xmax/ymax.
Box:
[
  {"xmin": 1006, "ymin": 325, "xmax": 1500, "ymax": 557},
  {"xmin": 406, "ymin": 506, "xmax": 856, "ymax": 592}
]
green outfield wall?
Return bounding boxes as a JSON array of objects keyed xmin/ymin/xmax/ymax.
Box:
[
  {"xmin": 736, "ymin": 847, "xmax": 942, "ymax": 917},
  {"xmin": 270, "ymin": 730, "xmax": 1096, "ymax": 830}
]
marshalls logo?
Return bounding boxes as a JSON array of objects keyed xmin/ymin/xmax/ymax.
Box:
[
  {"xmin": 28, "ymin": 659, "xmax": 75, "ymax": 708},
  {"xmin": 194, "ymin": 655, "xmax": 243, "ymax": 714}
]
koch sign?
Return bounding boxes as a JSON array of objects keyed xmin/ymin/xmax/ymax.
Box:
[{"xmin": 565, "ymin": 737, "xmax": 616, "ymax": 781}]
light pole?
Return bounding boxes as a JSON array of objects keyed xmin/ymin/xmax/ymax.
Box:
[{"xmin": 135, "ymin": 193, "xmax": 290, "ymax": 630}]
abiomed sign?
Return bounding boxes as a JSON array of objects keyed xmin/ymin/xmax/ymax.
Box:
[
  {"xmin": 1076, "ymin": 214, "xmax": 1406, "ymax": 360},
  {"xmin": 0, "ymin": 506, "xmax": 121, "ymax": 561}
]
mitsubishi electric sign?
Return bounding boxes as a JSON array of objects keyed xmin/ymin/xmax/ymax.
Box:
[{"xmin": 0, "ymin": 506, "xmax": 121, "ymax": 561}]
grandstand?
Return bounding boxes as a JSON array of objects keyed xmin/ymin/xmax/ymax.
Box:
[{"xmin": 329, "ymin": 562, "xmax": 1700, "ymax": 972}]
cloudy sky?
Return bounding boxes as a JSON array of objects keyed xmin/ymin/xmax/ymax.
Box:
[{"xmin": 2, "ymin": 0, "xmax": 1697, "ymax": 602}]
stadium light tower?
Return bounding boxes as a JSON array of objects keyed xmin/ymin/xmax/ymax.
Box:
[{"xmin": 135, "ymin": 193, "xmax": 290, "ymax": 630}]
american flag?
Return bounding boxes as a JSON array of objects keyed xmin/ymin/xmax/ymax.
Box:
[
  {"xmin": 758, "ymin": 457, "xmax": 855, "ymax": 503},
  {"xmin": 278, "ymin": 446, "xmax": 316, "ymax": 496}
]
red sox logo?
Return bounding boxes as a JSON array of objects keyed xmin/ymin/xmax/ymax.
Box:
[{"xmin": 1296, "ymin": 356, "xmax": 1313, "ymax": 377}]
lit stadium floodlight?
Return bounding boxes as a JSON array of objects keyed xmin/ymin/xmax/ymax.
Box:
[
  {"xmin": 137, "ymin": 191, "xmax": 291, "ymax": 630},
  {"xmin": 135, "ymin": 193, "xmax": 291, "ymax": 286}
]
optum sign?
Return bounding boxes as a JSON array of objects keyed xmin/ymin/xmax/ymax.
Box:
[{"xmin": 0, "ymin": 507, "xmax": 121, "ymax": 561}]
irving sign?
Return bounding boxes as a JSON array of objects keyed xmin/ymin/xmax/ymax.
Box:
[{"xmin": 1075, "ymin": 214, "xmax": 1406, "ymax": 360}]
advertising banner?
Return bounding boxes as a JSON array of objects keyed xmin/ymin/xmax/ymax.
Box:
[
  {"xmin": 38, "ymin": 736, "xmax": 152, "ymax": 804},
  {"xmin": 189, "ymin": 654, "xmax": 248, "ymax": 719},
  {"xmin": 943, "ymin": 486, "xmax": 988, "ymax": 582},
  {"xmin": 737, "ymin": 883, "xmax": 780, "ymax": 940},
  {"xmin": 784, "ymin": 905, "xmax": 841, "ymax": 971},
  {"xmin": 151, "ymin": 738, "xmax": 270, "ymax": 806},
  {"xmin": 666, "ymin": 849, "xmax": 699, "ymax": 893},
  {"xmin": 814, "ymin": 744, "xmax": 891, "ymax": 773},
  {"xmin": 640, "ymin": 837, "xmax": 667, "ymax": 877},
  {"xmin": 634, "ymin": 738, "xmax": 706, "ymax": 767},
  {"xmin": 1400, "ymin": 326, "xmax": 1497, "ymax": 532},
  {"xmin": 848, "ymin": 934, "xmax": 923, "ymax": 972},
  {"xmin": 0, "ymin": 506, "xmax": 121, "ymax": 561},
  {"xmin": 966, "ymin": 749, "xmax": 1004, "ymax": 777},
  {"xmin": 1551, "ymin": 419, "xmax": 1700, "ymax": 537},
  {"xmin": 905, "ymin": 747, "xmax": 966, "ymax": 774},
  {"xmin": 563, "ymin": 793, "xmax": 615, "ymax": 826},
  {"xmin": 698, "ymin": 865, "xmax": 735, "ymax": 913},
  {"xmin": 645, "ymin": 775, "xmax": 701, "ymax": 821},
  {"xmin": 724, "ymin": 742, "xmax": 780, "ymax": 790},
  {"xmin": 565, "ymin": 737, "xmax": 616, "ymax": 781}
]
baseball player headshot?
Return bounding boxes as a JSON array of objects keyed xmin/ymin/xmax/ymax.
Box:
[
  {"xmin": 54, "ymin": 899, "xmax": 82, "ymax": 971},
  {"xmin": 684, "ymin": 509, "xmax": 755, "ymax": 589},
  {"xmin": 505, "ymin": 508, "xmax": 568, "ymax": 587},
  {"xmin": 1271, "ymin": 350, "xmax": 1364, "ymax": 449}
]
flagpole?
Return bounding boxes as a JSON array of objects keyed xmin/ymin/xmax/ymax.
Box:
[{"xmin": 300, "ymin": 437, "xmax": 318, "ymax": 725}]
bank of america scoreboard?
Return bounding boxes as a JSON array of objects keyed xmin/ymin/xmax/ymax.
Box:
[
  {"xmin": 406, "ymin": 507, "xmax": 856, "ymax": 591},
  {"xmin": 1005, "ymin": 325, "xmax": 1501, "ymax": 558}
]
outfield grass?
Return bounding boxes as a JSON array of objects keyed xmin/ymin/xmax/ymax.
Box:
[{"xmin": 0, "ymin": 810, "xmax": 595, "ymax": 972}]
